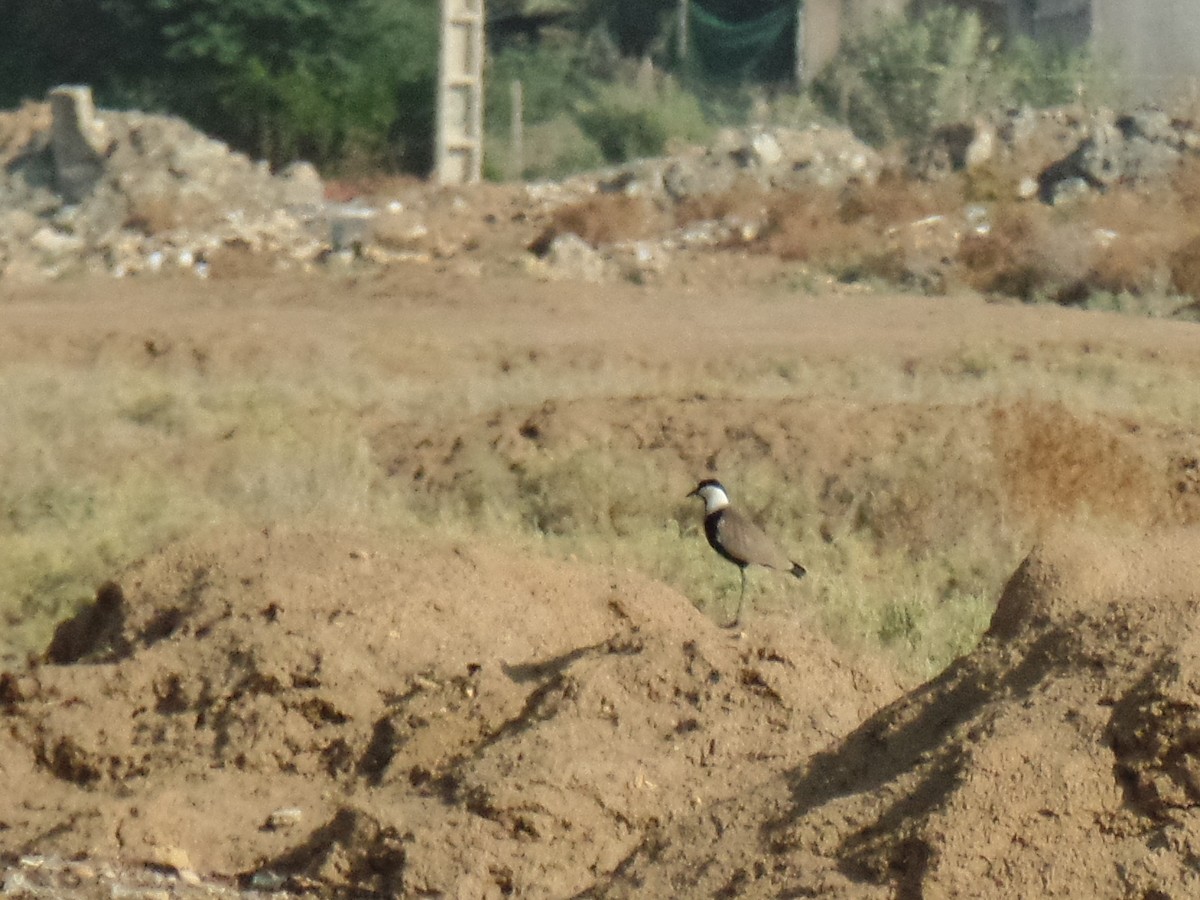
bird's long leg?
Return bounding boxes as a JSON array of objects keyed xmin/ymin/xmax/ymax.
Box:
[{"xmin": 729, "ymin": 568, "xmax": 747, "ymax": 628}]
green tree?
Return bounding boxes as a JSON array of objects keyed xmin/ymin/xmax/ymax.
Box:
[
  {"xmin": 1, "ymin": 0, "xmax": 440, "ymax": 171},
  {"xmin": 569, "ymin": 0, "xmax": 676, "ymax": 58},
  {"xmin": 126, "ymin": 0, "xmax": 440, "ymax": 168},
  {"xmin": 0, "ymin": 1, "xmax": 147, "ymax": 105}
]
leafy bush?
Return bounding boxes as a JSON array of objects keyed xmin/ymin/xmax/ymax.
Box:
[
  {"xmin": 813, "ymin": 8, "xmax": 992, "ymax": 145},
  {"xmin": 484, "ymin": 36, "xmax": 603, "ymax": 178},
  {"xmin": 485, "ymin": 34, "xmax": 716, "ymax": 175},
  {"xmin": 486, "ymin": 115, "xmax": 605, "ymax": 181},
  {"xmin": 155, "ymin": 0, "xmax": 442, "ymax": 170},
  {"xmin": 487, "ymin": 38, "xmax": 596, "ymax": 134},
  {"xmin": 1001, "ymin": 34, "xmax": 1112, "ymax": 109},
  {"xmin": 815, "ymin": 8, "xmax": 1103, "ymax": 146},
  {"xmin": 0, "ymin": 1, "xmax": 148, "ymax": 107},
  {"xmin": 577, "ymin": 76, "xmax": 712, "ymax": 163}
]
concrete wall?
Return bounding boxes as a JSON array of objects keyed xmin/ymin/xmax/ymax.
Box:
[
  {"xmin": 802, "ymin": 0, "xmax": 912, "ymax": 81},
  {"xmin": 909, "ymin": 0, "xmax": 1015, "ymax": 35},
  {"xmin": 1029, "ymin": 0, "xmax": 1090, "ymax": 45},
  {"xmin": 802, "ymin": 0, "xmax": 843, "ymax": 79},
  {"xmin": 957, "ymin": 0, "xmax": 1200, "ymax": 103},
  {"xmin": 1091, "ymin": 0, "xmax": 1200, "ymax": 103}
]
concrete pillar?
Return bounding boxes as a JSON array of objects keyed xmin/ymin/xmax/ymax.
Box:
[
  {"xmin": 436, "ymin": 0, "xmax": 485, "ymax": 184},
  {"xmin": 48, "ymin": 85, "xmax": 111, "ymax": 203}
]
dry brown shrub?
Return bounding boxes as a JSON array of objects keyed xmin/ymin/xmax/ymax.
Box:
[
  {"xmin": 122, "ymin": 193, "xmax": 183, "ymax": 234},
  {"xmin": 742, "ymin": 178, "xmax": 959, "ymax": 283},
  {"xmin": 960, "ymin": 158, "xmax": 1028, "ymax": 203},
  {"xmin": 531, "ymin": 193, "xmax": 668, "ymax": 250},
  {"xmin": 321, "ymin": 174, "xmax": 425, "ymax": 204},
  {"xmin": 1163, "ymin": 161, "xmax": 1200, "ymax": 297},
  {"xmin": 837, "ymin": 169, "xmax": 956, "ymax": 227},
  {"xmin": 755, "ymin": 189, "xmax": 864, "ymax": 262},
  {"xmin": 1171, "ymin": 155, "xmax": 1200, "ymax": 215},
  {"xmin": 1170, "ymin": 235, "xmax": 1200, "ymax": 298},
  {"xmin": 123, "ymin": 188, "xmax": 221, "ymax": 236},
  {"xmin": 957, "ymin": 204, "xmax": 1101, "ymax": 300},
  {"xmin": 1083, "ymin": 182, "xmax": 1193, "ymax": 296},
  {"xmin": 957, "ymin": 205, "xmax": 1051, "ymax": 298},
  {"xmin": 673, "ymin": 178, "xmax": 769, "ymax": 229},
  {"xmin": 203, "ymin": 241, "xmax": 281, "ymax": 279},
  {"xmin": 989, "ymin": 402, "xmax": 1169, "ymax": 528},
  {"xmin": 1088, "ymin": 237, "xmax": 1164, "ymax": 296},
  {"xmin": 674, "ymin": 173, "xmax": 953, "ymax": 273}
]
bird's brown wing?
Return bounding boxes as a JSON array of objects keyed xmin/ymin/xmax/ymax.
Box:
[{"xmin": 717, "ymin": 508, "xmax": 796, "ymax": 571}]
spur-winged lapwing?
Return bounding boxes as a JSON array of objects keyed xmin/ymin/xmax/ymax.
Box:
[{"xmin": 687, "ymin": 479, "xmax": 806, "ymax": 626}]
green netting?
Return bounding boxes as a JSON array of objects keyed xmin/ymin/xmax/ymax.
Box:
[{"xmin": 688, "ymin": 0, "xmax": 798, "ymax": 83}]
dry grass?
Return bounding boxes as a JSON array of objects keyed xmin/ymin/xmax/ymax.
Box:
[
  {"xmin": 0, "ymin": 362, "xmax": 416, "ymax": 660},
  {"xmin": 5, "ymin": 271, "xmax": 1200, "ymax": 679},
  {"xmin": 376, "ymin": 340, "xmax": 1200, "ymax": 677}
]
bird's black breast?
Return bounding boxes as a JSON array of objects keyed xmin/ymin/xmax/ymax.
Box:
[{"xmin": 704, "ymin": 510, "xmax": 746, "ymax": 568}]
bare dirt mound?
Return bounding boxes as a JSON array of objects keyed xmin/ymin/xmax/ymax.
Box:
[
  {"xmin": 588, "ymin": 527, "xmax": 1200, "ymax": 897},
  {"xmin": 0, "ymin": 527, "xmax": 897, "ymax": 896}
]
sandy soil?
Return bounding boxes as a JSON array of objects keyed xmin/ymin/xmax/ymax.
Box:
[{"xmin": 4, "ymin": 254, "xmax": 1200, "ymax": 897}]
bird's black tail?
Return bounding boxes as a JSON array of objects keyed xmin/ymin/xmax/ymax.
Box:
[{"xmin": 790, "ymin": 563, "xmax": 807, "ymax": 579}]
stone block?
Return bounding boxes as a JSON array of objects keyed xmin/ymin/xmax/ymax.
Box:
[{"xmin": 48, "ymin": 85, "xmax": 111, "ymax": 203}]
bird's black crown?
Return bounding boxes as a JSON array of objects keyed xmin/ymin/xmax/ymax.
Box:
[{"xmin": 691, "ymin": 478, "xmax": 726, "ymax": 493}]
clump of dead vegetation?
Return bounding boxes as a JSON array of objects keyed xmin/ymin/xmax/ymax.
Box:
[{"xmin": 539, "ymin": 150, "xmax": 1200, "ymax": 319}]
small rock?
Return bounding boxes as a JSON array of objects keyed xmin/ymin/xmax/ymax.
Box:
[
  {"xmin": 328, "ymin": 205, "xmax": 376, "ymax": 253},
  {"xmin": 963, "ymin": 120, "xmax": 996, "ymax": 170},
  {"xmin": 110, "ymin": 889, "xmax": 169, "ymax": 900},
  {"xmin": 279, "ymin": 161, "xmax": 323, "ymax": 206},
  {"xmin": 30, "ymin": 225, "xmax": 84, "ymax": 258},
  {"xmin": 542, "ymin": 232, "xmax": 610, "ymax": 282},
  {"xmin": 264, "ymin": 807, "xmax": 304, "ymax": 831},
  {"xmin": 146, "ymin": 845, "xmax": 192, "ymax": 874},
  {"xmin": 2, "ymin": 871, "xmax": 35, "ymax": 894},
  {"xmin": 65, "ymin": 861, "xmax": 97, "ymax": 880},
  {"xmin": 247, "ymin": 870, "xmax": 287, "ymax": 891},
  {"xmin": 748, "ymin": 131, "xmax": 783, "ymax": 167},
  {"xmin": 1049, "ymin": 176, "xmax": 1093, "ymax": 206}
]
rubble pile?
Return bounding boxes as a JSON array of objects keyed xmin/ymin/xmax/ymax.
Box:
[
  {"xmin": 4, "ymin": 85, "xmax": 1200, "ymax": 288},
  {"xmin": 0, "ymin": 88, "xmax": 889, "ymax": 284},
  {"xmin": 0, "ymin": 87, "xmax": 334, "ymax": 281},
  {"xmin": 523, "ymin": 123, "xmax": 885, "ymax": 279},
  {"xmin": 624, "ymin": 123, "xmax": 883, "ymax": 199},
  {"xmin": 915, "ymin": 105, "xmax": 1200, "ymax": 202},
  {"xmin": 531, "ymin": 104, "xmax": 1200, "ymax": 289}
]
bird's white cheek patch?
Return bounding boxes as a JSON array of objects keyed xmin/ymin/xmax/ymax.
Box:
[{"xmin": 701, "ymin": 487, "xmax": 730, "ymax": 514}]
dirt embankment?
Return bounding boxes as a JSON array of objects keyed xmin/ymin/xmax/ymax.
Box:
[
  {"xmin": 0, "ymin": 528, "xmax": 897, "ymax": 897},
  {"xmin": 594, "ymin": 528, "xmax": 1200, "ymax": 898},
  {"xmin": 5, "ymin": 256, "xmax": 1200, "ymax": 895},
  {"xmin": 13, "ymin": 61, "xmax": 1200, "ymax": 896},
  {"xmin": 8, "ymin": 523, "xmax": 1200, "ymax": 897}
]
